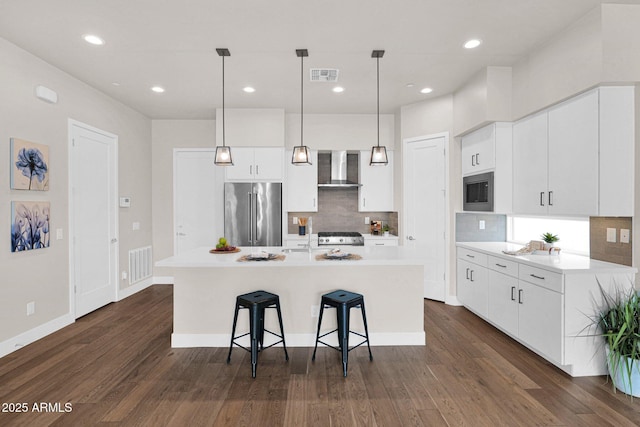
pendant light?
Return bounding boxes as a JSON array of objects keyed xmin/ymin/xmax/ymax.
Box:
[
  {"xmin": 292, "ymin": 49, "xmax": 311, "ymax": 165},
  {"xmin": 214, "ymin": 48, "xmax": 233, "ymax": 166},
  {"xmin": 370, "ymin": 50, "xmax": 388, "ymax": 166}
]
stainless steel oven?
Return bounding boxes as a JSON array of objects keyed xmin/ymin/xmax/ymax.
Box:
[{"xmin": 463, "ymin": 171, "xmax": 494, "ymax": 212}]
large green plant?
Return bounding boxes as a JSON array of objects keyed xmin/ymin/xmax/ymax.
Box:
[{"xmin": 595, "ymin": 285, "xmax": 640, "ymax": 395}]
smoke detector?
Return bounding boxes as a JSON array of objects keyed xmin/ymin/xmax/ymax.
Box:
[{"xmin": 310, "ymin": 68, "xmax": 339, "ymax": 82}]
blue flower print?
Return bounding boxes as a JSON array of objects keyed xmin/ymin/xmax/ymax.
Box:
[{"xmin": 15, "ymin": 147, "xmax": 48, "ymax": 190}]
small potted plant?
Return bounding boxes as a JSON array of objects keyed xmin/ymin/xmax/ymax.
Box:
[
  {"xmin": 382, "ymin": 224, "xmax": 390, "ymax": 237},
  {"xmin": 540, "ymin": 232, "xmax": 559, "ymax": 250},
  {"xmin": 592, "ymin": 284, "xmax": 640, "ymax": 397}
]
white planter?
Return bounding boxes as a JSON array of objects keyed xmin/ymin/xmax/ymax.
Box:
[{"xmin": 606, "ymin": 347, "xmax": 640, "ymax": 397}]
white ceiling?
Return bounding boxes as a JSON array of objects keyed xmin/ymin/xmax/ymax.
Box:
[{"xmin": 2, "ymin": 0, "xmax": 638, "ymax": 119}]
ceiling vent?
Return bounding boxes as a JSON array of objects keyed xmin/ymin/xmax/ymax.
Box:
[{"xmin": 310, "ymin": 68, "xmax": 339, "ymax": 82}]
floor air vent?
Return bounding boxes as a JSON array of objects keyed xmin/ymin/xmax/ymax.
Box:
[
  {"xmin": 310, "ymin": 68, "xmax": 339, "ymax": 82},
  {"xmin": 129, "ymin": 246, "xmax": 152, "ymax": 285}
]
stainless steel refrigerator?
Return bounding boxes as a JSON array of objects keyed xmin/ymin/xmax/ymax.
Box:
[{"xmin": 224, "ymin": 182, "xmax": 282, "ymax": 246}]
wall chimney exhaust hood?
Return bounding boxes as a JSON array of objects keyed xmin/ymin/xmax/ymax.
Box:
[{"xmin": 317, "ymin": 151, "xmax": 362, "ymax": 188}]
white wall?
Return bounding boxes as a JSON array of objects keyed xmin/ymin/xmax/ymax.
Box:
[{"xmin": 0, "ymin": 37, "xmax": 151, "ymax": 349}]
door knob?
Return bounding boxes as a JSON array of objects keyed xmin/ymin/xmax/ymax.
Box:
[
  {"xmin": 407, "ymin": 235, "xmax": 416, "ymax": 241},
  {"xmin": 176, "ymin": 232, "xmax": 186, "ymax": 236}
]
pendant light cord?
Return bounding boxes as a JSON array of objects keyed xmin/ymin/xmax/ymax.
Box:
[
  {"xmin": 300, "ymin": 54, "xmax": 304, "ymax": 146},
  {"xmin": 376, "ymin": 56, "xmax": 380, "ymax": 148},
  {"xmin": 222, "ymin": 55, "xmax": 226, "ymax": 148}
]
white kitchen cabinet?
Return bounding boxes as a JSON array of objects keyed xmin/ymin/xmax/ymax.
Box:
[
  {"xmin": 359, "ymin": 150, "xmax": 393, "ymax": 212},
  {"xmin": 364, "ymin": 235, "xmax": 399, "ymax": 247},
  {"xmin": 512, "ymin": 112, "xmax": 548, "ymax": 215},
  {"xmin": 285, "ymin": 150, "xmax": 318, "ymax": 211},
  {"xmin": 461, "ymin": 124, "xmax": 495, "ymax": 176},
  {"xmin": 547, "ymin": 90, "xmax": 599, "ymax": 216},
  {"xmin": 517, "ymin": 277, "xmax": 563, "ymax": 364},
  {"xmin": 461, "ymin": 122, "xmax": 512, "ymax": 213},
  {"xmin": 456, "ymin": 248, "xmax": 488, "ymax": 318},
  {"xmin": 225, "ymin": 147, "xmax": 284, "ymax": 181},
  {"xmin": 487, "ymin": 257, "xmax": 519, "ymax": 337},
  {"xmin": 513, "ymin": 87, "xmax": 633, "ymax": 217}
]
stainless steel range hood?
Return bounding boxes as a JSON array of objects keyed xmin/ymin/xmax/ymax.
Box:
[{"xmin": 317, "ymin": 151, "xmax": 361, "ymax": 188}]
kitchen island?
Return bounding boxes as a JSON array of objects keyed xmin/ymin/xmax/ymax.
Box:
[{"xmin": 156, "ymin": 245, "xmax": 425, "ymax": 348}]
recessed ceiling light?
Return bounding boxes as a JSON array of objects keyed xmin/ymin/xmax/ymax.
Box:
[
  {"xmin": 332, "ymin": 86, "xmax": 345, "ymax": 93},
  {"xmin": 151, "ymin": 86, "xmax": 165, "ymax": 93},
  {"xmin": 420, "ymin": 87, "xmax": 433, "ymax": 94},
  {"xmin": 406, "ymin": 83, "xmax": 415, "ymax": 88},
  {"xmin": 83, "ymin": 34, "xmax": 105, "ymax": 46},
  {"xmin": 243, "ymin": 86, "xmax": 255, "ymax": 93},
  {"xmin": 464, "ymin": 39, "xmax": 482, "ymax": 49}
]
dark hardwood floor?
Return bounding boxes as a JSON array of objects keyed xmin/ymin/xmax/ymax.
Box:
[{"xmin": 1, "ymin": 284, "xmax": 638, "ymax": 426}]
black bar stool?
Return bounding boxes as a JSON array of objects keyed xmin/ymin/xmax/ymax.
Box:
[
  {"xmin": 227, "ymin": 290, "xmax": 288, "ymax": 378},
  {"xmin": 312, "ymin": 290, "xmax": 373, "ymax": 376}
]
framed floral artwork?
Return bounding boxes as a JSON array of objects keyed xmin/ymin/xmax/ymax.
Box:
[
  {"xmin": 11, "ymin": 201, "xmax": 50, "ymax": 252},
  {"xmin": 10, "ymin": 138, "xmax": 49, "ymax": 190}
]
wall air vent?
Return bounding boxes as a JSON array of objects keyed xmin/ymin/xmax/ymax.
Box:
[{"xmin": 310, "ymin": 68, "xmax": 339, "ymax": 82}]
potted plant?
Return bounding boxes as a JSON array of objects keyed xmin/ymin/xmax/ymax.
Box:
[
  {"xmin": 593, "ymin": 285, "xmax": 640, "ymax": 397},
  {"xmin": 382, "ymin": 224, "xmax": 390, "ymax": 237},
  {"xmin": 540, "ymin": 232, "xmax": 559, "ymax": 250}
]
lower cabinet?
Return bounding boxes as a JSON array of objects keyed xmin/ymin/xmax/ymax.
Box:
[{"xmin": 457, "ymin": 249, "xmax": 488, "ymax": 318}]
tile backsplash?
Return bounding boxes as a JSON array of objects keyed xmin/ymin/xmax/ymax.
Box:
[
  {"xmin": 590, "ymin": 217, "xmax": 632, "ymax": 266},
  {"xmin": 455, "ymin": 212, "xmax": 507, "ymax": 242},
  {"xmin": 288, "ymin": 187, "xmax": 397, "ymax": 235}
]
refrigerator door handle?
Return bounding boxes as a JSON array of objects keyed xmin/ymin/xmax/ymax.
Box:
[{"xmin": 247, "ymin": 192, "xmax": 253, "ymax": 244}]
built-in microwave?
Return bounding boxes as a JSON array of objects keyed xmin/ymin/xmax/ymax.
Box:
[{"xmin": 463, "ymin": 171, "xmax": 494, "ymax": 212}]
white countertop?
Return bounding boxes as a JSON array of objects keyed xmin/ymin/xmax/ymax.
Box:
[
  {"xmin": 457, "ymin": 241, "xmax": 636, "ymax": 274},
  {"xmin": 156, "ymin": 245, "xmax": 425, "ymax": 268}
]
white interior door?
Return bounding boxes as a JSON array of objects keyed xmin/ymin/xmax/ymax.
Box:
[
  {"xmin": 70, "ymin": 121, "xmax": 118, "ymax": 318},
  {"xmin": 174, "ymin": 150, "xmax": 221, "ymax": 254},
  {"xmin": 404, "ymin": 135, "xmax": 447, "ymax": 301}
]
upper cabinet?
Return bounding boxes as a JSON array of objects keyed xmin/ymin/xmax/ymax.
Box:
[
  {"xmin": 513, "ymin": 87, "xmax": 634, "ymax": 217},
  {"xmin": 461, "ymin": 122, "xmax": 512, "ymax": 213},
  {"xmin": 359, "ymin": 150, "xmax": 394, "ymax": 212},
  {"xmin": 225, "ymin": 147, "xmax": 284, "ymax": 182},
  {"xmin": 461, "ymin": 125, "xmax": 496, "ymax": 176},
  {"xmin": 285, "ymin": 150, "xmax": 318, "ymax": 212}
]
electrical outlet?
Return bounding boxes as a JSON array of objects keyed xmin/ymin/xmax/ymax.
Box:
[
  {"xmin": 311, "ymin": 305, "xmax": 319, "ymax": 318},
  {"xmin": 56, "ymin": 228, "xmax": 64, "ymax": 240},
  {"xmin": 132, "ymin": 222, "xmax": 140, "ymax": 231},
  {"xmin": 365, "ymin": 216, "xmax": 370, "ymax": 225},
  {"xmin": 293, "ymin": 216, "xmax": 298, "ymax": 225},
  {"xmin": 606, "ymin": 228, "xmax": 617, "ymax": 243},
  {"xmin": 621, "ymin": 229, "xmax": 630, "ymax": 244},
  {"xmin": 122, "ymin": 271, "xmax": 128, "ymax": 280},
  {"xmin": 479, "ymin": 220, "xmax": 485, "ymax": 230},
  {"xmin": 26, "ymin": 301, "xmax": 35, "ymax": 316}
]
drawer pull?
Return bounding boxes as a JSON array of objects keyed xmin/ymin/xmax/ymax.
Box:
[
  {"xmin": 466, "ymin": 254, "xmax": 475, "ymax": 259},
  {"xmin": 530, "ymin": 274, "xmax": 545, "ymax": 280},
  {"xmin": 495, "ymin": 263, "xmax": 507, "ymax": 268}
]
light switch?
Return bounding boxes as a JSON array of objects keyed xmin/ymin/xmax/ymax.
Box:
[
  {"xmin": 479, "ymin": 220, "xmax": 485, "ymax": 230},
  {"xmin": 365, "ymin": 216, "xmax": 370, "ymax": 225},
  {"xmin": 621, "ymin": 229, "xmax": 630, "ymax": 244},
  {"xmin": 132, "ymin": 222, "xmax": 140, "ymax": 231},
  {"xmin": 606, "ymin": 228, "xmax": 617, "ymax": 243},
  {"xmin": 293, "ymin": 216, "xmax": 298, "ymax": 225},
  {"xmin": 56, "ymin": 228, "xmax": 63, "ymax": 240}
]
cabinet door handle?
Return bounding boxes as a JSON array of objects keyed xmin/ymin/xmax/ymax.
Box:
[
  {"xmin": 470, "ymin": 270, "xmax": 475, "ymax": 282},
  {"xmin": 250, "ymin": 165, "xmax": 253, "ymax": 175},
  {"xmin": 256, "ymin": 165, "xmax": 259, "ymax": 175},
  {"xmin": 471, "ymin": 155, "xmax": 475, "ymax": 167},
  {"xmin": 495, "ymin": 263, "xmax": 507, "ymax": 268},
  {"xmin": 518, "ymin": 289, "xmax": 524, "ymax": 304},
  {"xmin": 363, "ymin": 197, "xmax": 366, "ymax": 208},
  {"xmin": 313, "ymin": 197, "xmax": 316, "ymax": 208},
  {"xmin": 511, "ymin": 286, "xmax": 516, "ymax": 301},
  {"xmin": 530, "ymin": 274, "xmax": 545, "ymax": 281},
  {"xmin": 548, "ymin": 191, "xmax": 553, "ymax": 206},
  {"xmin": 540, "ymin": 192, "xmax": 545, "ymax": 206},
  {"xmin": 475, "ymin": 153, "xmax": 480, "ymax": 165},
  {"xmin": 466, "ymin": 267, "xmax": 470, "ymax": 280}
]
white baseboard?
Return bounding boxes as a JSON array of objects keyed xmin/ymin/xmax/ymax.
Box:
[
  {"xmin": 0, "ymin": 313, "xmax": 74, "ymax": 358},
  {"xmin": 153, "ymin": 276, "xmax": 174, "ymax": 285},
  {"xmin": 445, "ymin": 295, "xmax": 462, "ymax": 306},
  {"xmin": 172, "ymin": 331, "xmax": 425, "ymax": 348},
  {"xmin": 117, "ymin": 277, "xmax": 153, "ymax": 301}
]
